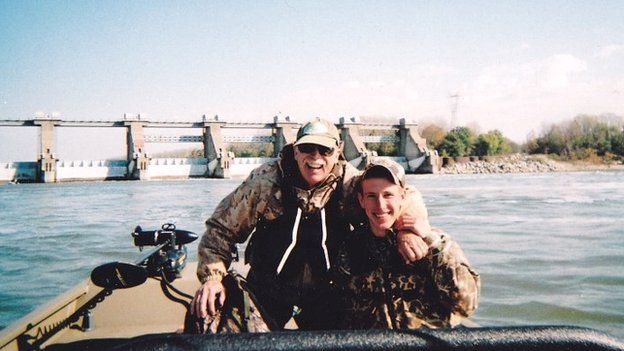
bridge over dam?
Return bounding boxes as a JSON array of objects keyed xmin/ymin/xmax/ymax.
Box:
[{"xmin": 0, "ymin": 115, "xmax": 440, "ymax": 183}]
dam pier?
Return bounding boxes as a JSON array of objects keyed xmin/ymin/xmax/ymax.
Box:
[{"xmin": 0, "ymin": 115, "xmax": 439, "ymax": 183}]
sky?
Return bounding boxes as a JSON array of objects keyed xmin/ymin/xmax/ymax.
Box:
[{"xmin": 1, "ymin": 1, "xmax": 624, "ymax": 160}]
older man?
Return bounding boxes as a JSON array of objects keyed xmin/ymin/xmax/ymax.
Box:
[{"xmin": 191, "ymin": 118, "xmax": 431, "ymax": 330}]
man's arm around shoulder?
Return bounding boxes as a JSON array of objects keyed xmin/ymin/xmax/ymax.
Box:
[{"xmin": 427, "ymin": 229, "xmax": 480, "ymax": 318}]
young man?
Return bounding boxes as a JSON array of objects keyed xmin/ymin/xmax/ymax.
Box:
[
  {"xmin": 191, "ymin": 118, "xmax": 432, "ymax": 330},
  {"xmin": 334, "ymin": 160, "xmax": 480, "ymax": 329}
]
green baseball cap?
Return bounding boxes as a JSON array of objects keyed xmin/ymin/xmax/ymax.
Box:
[{"xmin": 294, "ymin": 118, "xmax": 340, "ymax": 148}]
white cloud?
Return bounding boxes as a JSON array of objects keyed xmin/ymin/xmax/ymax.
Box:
[
  {"xmin": 280, "ymin": 80, "xmax": 424, "ymax": 120},
  {"xmin": 594, "ymin": 44, "xmax": 624, "ymax": 59},
  {"xmin": 538, "ymin": 54, "xmax": 587, "ymax": 90},
  {"xmin": 277, "ymin": 64, "xmax": 456, "ymax": 121},
  {"xmin": 273, "ymin": 55, "xmax": 621, "ymax": 143},
  {"xmin": 467, "ymin": 54, "xmax": 587, "ymax": 103},
  {"xmin": 453, "ymin": 54, "xmax": 598, "ymax": 141}
]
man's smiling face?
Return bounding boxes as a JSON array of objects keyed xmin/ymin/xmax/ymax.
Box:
[
  {"xmin": 358, "ymin": 177, "xmax": 405, "ymax": 237},
  {"xmin": 294, "ymin": 143, "xmax": 339, "ymax": 188}
]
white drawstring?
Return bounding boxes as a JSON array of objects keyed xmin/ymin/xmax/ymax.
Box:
[
  {"xmin": 320, "ymin": 208, "xmax": 331, "ymax": 270},
  {"xmin": 276, "ymin": 207, "xmax": 332, "ymax": 274},
  {"xmin": 276, "ymin": 208, "xmax": 302, "ymax": 274}
]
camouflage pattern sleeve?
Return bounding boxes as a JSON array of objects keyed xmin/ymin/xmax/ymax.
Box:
[
  {"xmin": 338, "ymin": 161, "xmax": 364, "ymax": 223},
  {"xmin": 427, "ymin": 228, "xmax": 480, "ymax": 318},
  {"xmin": 197, "ymin": 163, "xmax": 280, "ymax": 283},
  {"xmin": 402, "ymin": 185, "xmax": 429, "ymax": 220}
]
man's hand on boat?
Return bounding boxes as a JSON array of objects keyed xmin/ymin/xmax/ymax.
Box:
[
  {"xmin": 192, "ymin": 280, "xmax": 226, "ymax": 318},
  {"xmin": 394, "ymin": 214, "xmax": 433, "ymax": 264}
]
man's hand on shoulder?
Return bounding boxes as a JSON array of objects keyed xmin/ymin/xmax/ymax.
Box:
[
  {"xmin": 394, "ymin": 214, "xmax": 432, "ymax": 264},
  {"xmin": 191, "ymin": 280, "xmax": 226, "ymax": 318}
]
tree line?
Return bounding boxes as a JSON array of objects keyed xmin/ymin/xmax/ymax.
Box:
[
  {"xmin": 152, "ymin": 114, "xmax": 623, "ymax": 161},
  {"xmin": 423, "ymin": 113, "xmax": 623, "ymax": 160},
  {"xmin": 525, "ymin": 114, "xmax": 624, "ymax": 161},
  {"xmin": 422, "ymin": 126, "xmax": 519, "ymax": 158}
]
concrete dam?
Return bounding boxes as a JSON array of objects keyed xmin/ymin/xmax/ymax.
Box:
[{"xmin": 0, "ymin": 115, "xmax": 440, "ymax": 183}]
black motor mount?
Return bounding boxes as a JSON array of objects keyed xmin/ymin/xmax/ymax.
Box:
[{"xmin": 132, "ymin": 223, "xmax": 198, "ymax": 281}]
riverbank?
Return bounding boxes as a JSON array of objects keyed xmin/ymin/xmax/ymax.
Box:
[{"xmin": 440, "ymin": 153, "xmax": 624, "ymax": 174}]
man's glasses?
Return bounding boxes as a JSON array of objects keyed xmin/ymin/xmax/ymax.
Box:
[{"xmin": 297, "ymin": 144, "xmax": 336, "ymax": 156}]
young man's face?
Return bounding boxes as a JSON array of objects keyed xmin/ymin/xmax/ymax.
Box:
[
  {"xmin": 358, "ymin": 177, "xmax": 405, "ymax": 237},
  {"xmin": 294, "ymin": 143, "xmax": 340, "ymax": 188}
]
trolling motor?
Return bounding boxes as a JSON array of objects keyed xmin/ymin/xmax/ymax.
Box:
[
  {"xmin": 18, "ymin": 224, "xmax": 199, "ymax": 351},
  {"xmin": 128, "ymin": 223, "xmax": 199, "ymax": 310},
  {"xmin": 131, "ymin": 223, "xmax": 198, "ymax": 282}
]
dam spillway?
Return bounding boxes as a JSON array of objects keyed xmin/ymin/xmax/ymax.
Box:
[{"xmin": 0, "ymin": 115, "xmax": 439, "ymax": 183}]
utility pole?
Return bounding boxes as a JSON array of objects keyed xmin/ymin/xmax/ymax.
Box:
[{"xmin": 448, "ymin": 93, "xmax": 460, "ymax": 129}]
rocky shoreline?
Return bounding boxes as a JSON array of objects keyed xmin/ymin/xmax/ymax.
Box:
[{"xmin": 439, "ymin": 153, "xmax": 624, "ymax": 174}]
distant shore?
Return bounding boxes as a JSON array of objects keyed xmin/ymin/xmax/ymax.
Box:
[{"xmin": 440, "ymin": 153, "xmax": 624, "ymax": 174}]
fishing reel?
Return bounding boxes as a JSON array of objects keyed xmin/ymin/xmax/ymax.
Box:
[{"xmin": 132, "ymin": 223, "xmax": 198, "ymax": 282}]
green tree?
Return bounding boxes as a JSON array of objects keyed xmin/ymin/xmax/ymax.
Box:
[
  {"xmin": 530, "ymin": 125, "xmax": 567, "ymax": 155},
  {"xmin": 526, "ymin": 114, "xmax": 624, "ymax": 159},
  {"xmin": 438, "ymin": 127, "xmax": 476, "ymax": 157},
  {"xmin": 610, "ymin": 131, "xmax": 624, "ymax": 156},
  {"xmin": 474, "ymin": 130, "xmax": 511, "ymax": 156}
]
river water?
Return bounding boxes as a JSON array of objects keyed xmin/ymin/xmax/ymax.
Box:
[{"xmin": 1, "ymin": 171, "xmax": 623, "ymax": 338}]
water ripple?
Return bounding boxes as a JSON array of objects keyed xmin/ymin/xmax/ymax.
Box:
[{"xmin": 1, "ymin": 173, "xmax": 623, "ymax": 340}]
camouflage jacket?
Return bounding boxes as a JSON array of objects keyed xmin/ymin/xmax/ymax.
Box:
[
  {"xmin": 335, "ymin": 226, "xmax": 480, "ymax": 329},
  {"xmin": 185, "ymin": 273, "xmax": 274, "ymax": 334},
  {"xmin": 197, "ymin": 145, "xmax": 359, "ymax": 282},
  {"xmin": 197, "ymin": 145, "xmax": 429, "ymax": 283}
]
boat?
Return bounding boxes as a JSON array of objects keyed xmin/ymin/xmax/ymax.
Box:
[{"xmin": 1, "ymin": 224, "xmax": 623, "ymax": 351}]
